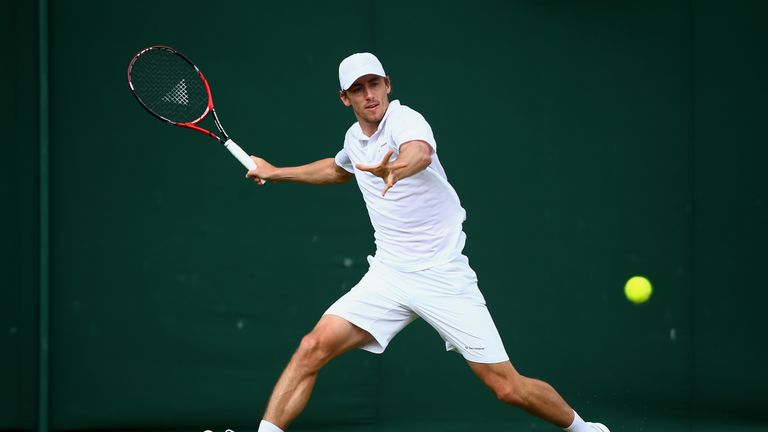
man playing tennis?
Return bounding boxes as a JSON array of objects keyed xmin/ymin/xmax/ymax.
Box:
[{"xmin": 245, "ymin": 53, "xmax": 610, "ymax": 432}]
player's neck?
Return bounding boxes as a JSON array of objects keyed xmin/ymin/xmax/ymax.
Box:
[
  {"xmin": 358, "ymin": 119, "xmax": 381, "ymax": 137},
  {"xmin": 356, "ymin": 99, "xmax": 390, "ymax": 137}
]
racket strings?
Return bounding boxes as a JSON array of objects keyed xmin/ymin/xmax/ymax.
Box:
[
  {"xmin": 130, "ymin": 48, "xmax": 209, "ymax": 123},
  {"xmin": 161, "ymin": 78, "xmax": 190, "ymax": 105}
]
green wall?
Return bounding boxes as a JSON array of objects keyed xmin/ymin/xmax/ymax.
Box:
[
  {"xmin": 692, "ymin": 1, "xmax": 768, "ymax": 420},
  {"xmin": 1, "ymin": 0, "xmax": 39, "ymax": 430},
  {"xmin": 2, "ymin": 1, "xmax": 766, "ymax": 431}
]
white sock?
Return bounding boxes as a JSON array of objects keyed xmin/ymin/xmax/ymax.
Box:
[
  {"xmin": 564, "ymin": 410, "xmax": 587, "ymax": 431},
  {"xmin": 258, "ymin": 419, "xmax": 284, "ymax": 432}
]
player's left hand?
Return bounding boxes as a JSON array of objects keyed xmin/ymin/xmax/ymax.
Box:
[{"xmin": 355, "ymin": 149, "xmax": 407, "ymax": 196}]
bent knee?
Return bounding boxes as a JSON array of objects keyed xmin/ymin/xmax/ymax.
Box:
[
  {"xmin": 493, "ymin": 381, "xmax": 531, "ymax": 408},
  {"xmin": 292, "ymin": 333, "xmax": 331, "ymax": 370}
]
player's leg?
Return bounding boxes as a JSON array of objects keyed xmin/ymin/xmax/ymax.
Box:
[
  {"xmin": 261, "ymin": 258, "xmax": 416, "ymax": 431},
  {"xmin": 467, "ymin": 362, "xmax": 609, "ymax": 431},
  {"xmin": 262, "ymin": 315, "xmax": 374, "ymax": 430},
  {"xmin": 467, "ymin": 360, "xmax": 574, "ymax": 426},
  {"xmin": 416, "ymin": 300, "xmax": 577, "ymax": 426},
  {"xmin": 409, "ymin": 255, "xmax": 609, "ymax": 431}
]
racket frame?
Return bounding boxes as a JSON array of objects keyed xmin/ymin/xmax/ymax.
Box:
[
  {"xmin": 127, "ymin": 45, "xmax": 230, "ymax": 143},
  {"xmin": 127, "ymin": 46, "xmax": 260, "ymax": 174}
]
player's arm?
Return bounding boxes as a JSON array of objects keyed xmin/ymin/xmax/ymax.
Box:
[
  {"xmin": 246, "ymin": 157, "xmax": 353, "ymax": 185},
  {"xmin": 356, "ymin": 140, "xmax": 432, "ymax": 196}
]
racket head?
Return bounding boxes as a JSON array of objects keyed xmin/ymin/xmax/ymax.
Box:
[{"xmin": 127, "ymin": 46, "xmax": 212, "ymax": 125}]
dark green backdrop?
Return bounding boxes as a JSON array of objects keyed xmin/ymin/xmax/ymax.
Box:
[{"xmin": 2, "ymin": 1, "xmax": 766, "ymax": 431}]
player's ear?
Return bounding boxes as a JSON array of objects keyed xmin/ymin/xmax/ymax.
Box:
[
  {"xmin": 385, "ymin": 77, "xmax": 391, "ymax": 95},
  {"xmin": 339, "ymin": 90, "xmax": 351, "ymax": 106}
]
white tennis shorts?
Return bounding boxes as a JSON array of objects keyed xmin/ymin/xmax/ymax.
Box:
[{"xmin": 324, "ymin": 254, "xmax": 509, "ymax": 363}]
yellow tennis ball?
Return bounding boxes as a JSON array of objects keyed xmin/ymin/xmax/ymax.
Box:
[{"xmin": 625, "ymin": 276, "xmax": 652, "ymax": 304}]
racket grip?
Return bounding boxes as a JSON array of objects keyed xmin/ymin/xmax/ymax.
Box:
[
  {"xmin": 224, "ymin": 139, "xmax": 256, "ymax": 170},
  {"xmin": 224, "ymin": 139, "xmax": 267, "ymax": 184}
]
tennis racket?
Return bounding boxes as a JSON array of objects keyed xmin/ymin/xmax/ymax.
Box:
[{"xmin": 127, "ymin": 45, "xmax": 261, "ymax": 176}]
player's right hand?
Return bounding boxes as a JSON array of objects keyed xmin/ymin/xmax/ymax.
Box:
[{"xmin": 246, "ymin": 156, "xmax": 274, "ymax": 185}]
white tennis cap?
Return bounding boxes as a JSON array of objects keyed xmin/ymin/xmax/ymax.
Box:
[{"xmin": 338, "ymin": 53, "xmax": 386, "ymax": 90}]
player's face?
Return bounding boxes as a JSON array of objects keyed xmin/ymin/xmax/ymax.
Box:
[{"xmin": 340, "ymin": 75, "xmax": 391, "ymax": 127}]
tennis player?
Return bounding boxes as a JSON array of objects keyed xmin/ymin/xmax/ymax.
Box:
[{"xmin": 245, "ymin": 53, "xmax": 610, "ymax": 432}]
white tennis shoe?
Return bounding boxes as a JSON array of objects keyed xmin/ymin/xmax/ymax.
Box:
[{"xmin": 587, "ymin": 423, "xmax": 610, "ymax": 432}]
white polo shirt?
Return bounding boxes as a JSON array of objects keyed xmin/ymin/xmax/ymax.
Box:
[{"xmin": 335, "ymin": 100, "xmax": 467, "ymax": 272}]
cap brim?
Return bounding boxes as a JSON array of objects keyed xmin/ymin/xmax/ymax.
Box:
[{"xmin": 340, "ymin": 70, "xmax": 386, "ymax": 90}]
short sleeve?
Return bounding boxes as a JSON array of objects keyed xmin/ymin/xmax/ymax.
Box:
[
  {"xmin": 334, "ymin": 148, "xmax": 355, "ymax": 173},
  {"xmin": 389, "ymin": 107, "xmax": 437, "ymax": 153}
]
